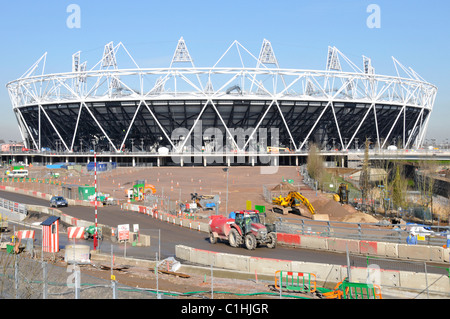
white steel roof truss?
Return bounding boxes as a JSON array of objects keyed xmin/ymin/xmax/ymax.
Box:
[
  {"xmin": 81, "ymin": 102, "xmax": 119, "ymax": 153},
  {"xmin": 38, "ymin": 104, "xmax": 70, "ymax": 151}
]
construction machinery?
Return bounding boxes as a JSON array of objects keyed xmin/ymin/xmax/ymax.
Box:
[
  {"xmin": 126, "ymin": 183, "xmax": 156, "ymax": 202},
  {"xmin": 336, "ymin": 183, "xmax": 349, "ymax": 204},
  {"xmin": 208, "ymin": 210, "xmax": 277, "ymax": 250},
  {"xmin": 272, "ymin": 191, "xmax": 315, "ymax": 216},
  {"xmin": 190, "ymin": 193, "xmax": 219, "ymax": 211},
  {"xmin": 83, "ymin": 226, "xmax": 103, "ymax": 241}
]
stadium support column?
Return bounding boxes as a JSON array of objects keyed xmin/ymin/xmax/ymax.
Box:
[
  {"xmin": 132, "ymin": 157, "xmax": 136, "ymax": 167},
  {"xmin": 251, "ymin": 156, "xmax": 255, "ymax": 166},
  {"xmin": 157, "ymin": 157, "xmax": 160, "ymax": 167}
]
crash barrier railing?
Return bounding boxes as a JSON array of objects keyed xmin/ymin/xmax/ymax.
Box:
[
  {"xmin": 274, "ymin": 270, "xmax": 316, "ymax": 293},
  {"xmin": 0, "ymin": 198, "xmax": 27, "ymax": 215},
  {"xmin": 275, "ymin": 217, "xmax": 450, "ymax": 248}
]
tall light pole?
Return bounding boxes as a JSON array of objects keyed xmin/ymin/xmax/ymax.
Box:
[{"xmin": 222, "ymin": 168, "xmax": 229, "ymax": 215}]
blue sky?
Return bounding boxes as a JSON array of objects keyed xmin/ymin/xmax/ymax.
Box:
[{"xmin": 0, "ymin": 0, "xmax": 449, "ymax": 144}]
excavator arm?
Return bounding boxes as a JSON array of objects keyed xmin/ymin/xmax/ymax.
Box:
[
  {"xmin": 272, "ymin": 192, "xmax": 315, "ymax": 215},
  {"xmin": 289, "ymin": 192, "xmax": 315, "ymax": 215}
]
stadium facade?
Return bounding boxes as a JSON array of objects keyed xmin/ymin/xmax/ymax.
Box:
[{"xmin": 6, "ymin": 38, "xmax": 437, "ymax": 160}]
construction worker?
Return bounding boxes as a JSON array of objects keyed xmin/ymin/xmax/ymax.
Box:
[
  {"xmin": 244, "ymin": 216, "xmax": 252, "ymax": 234},
  {"xmin": 406, "ymin": 232, "xmax": 417, "ymax": 245}
]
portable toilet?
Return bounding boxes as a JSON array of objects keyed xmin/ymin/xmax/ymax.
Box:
[{"xmin": 41, "ymin": 216, "xmax": 60, "ymax": 253}]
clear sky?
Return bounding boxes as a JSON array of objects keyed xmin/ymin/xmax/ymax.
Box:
[{"xmin": 0, "ymin": 0, "xmax": 449, "ymax": 144}]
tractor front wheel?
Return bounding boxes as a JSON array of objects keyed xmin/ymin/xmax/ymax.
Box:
[
  {"xmin": 266, "ymin": 232, "xmax": 277, "ymax": 249},
  {"xmin": 245, "ymin": 233, "xmax": 257, "ymax": 250}
]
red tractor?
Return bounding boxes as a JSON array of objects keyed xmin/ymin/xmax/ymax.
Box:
[{"xmin": 208, "ymin": 210, "xmax": 277, "ymax": 250}]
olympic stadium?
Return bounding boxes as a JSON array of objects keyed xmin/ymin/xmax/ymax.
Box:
[{"xmin": 5, "ymin": 38, "xmax": 438, "ymax": 165}]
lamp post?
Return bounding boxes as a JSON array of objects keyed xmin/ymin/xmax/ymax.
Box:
[{"xmin": 222, "ymin": 168, "xmax": 229, "ymax": 215}]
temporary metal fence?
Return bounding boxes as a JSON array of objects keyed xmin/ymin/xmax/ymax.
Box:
[
  {"xmin": 0, "ymin": 198, "xmax": 27, "ymax": 215},
  {"xmin": 349, "ymin": 254, "xmax": 450, "ymax": 298},
  {"xmin": 0, "ymin": 249, "xmax": 177, "ymax": 299}
]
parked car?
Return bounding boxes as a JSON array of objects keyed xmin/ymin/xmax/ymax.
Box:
[
  {"xmin": 50, "ymin": 196, "xmax": 68, "ymax": 208},
  {"xmin": 405, "ymin": 223, "xmax": 435, "ymax": 237}
]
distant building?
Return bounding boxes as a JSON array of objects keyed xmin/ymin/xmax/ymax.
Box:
[{"xmin": 1, "ymin": 143, "xmax": 24, "ymax": 152}]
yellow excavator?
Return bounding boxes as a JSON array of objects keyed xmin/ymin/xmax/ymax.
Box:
[
  {"xmin": 272, "ymin": 191, "xmax": 315, "ymax": 216},
  {"xmin": 334, "ymin": 183, "xmax": 349, "ymax": 204}
]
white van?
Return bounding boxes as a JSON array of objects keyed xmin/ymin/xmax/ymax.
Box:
[{"xmin": 5, "ymin": 170, "xmax": 29, "ymax": 177}]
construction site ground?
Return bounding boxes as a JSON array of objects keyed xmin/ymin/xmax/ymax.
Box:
[
  {"xmin": 28, "ymin": 164, "xmax": 377, "ymax": 224},
  {"xmin": 14, "ymin": 165, "xmax": 384, "ymax": 299}
]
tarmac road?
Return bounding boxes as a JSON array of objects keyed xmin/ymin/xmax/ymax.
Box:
[
  {"xmin": 0, "ymin": 190, "xmax": 350, "ymax": 264},
  {"xmin": 2, "ymin": 190, "xmax": 448, "ymax": 277}
]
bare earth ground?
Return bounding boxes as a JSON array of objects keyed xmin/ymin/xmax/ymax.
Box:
[
  {"xmin": 30, "ymin": 164, "xmax": 376, "ymax": 223},
  {"xmin": 19, "ymin": 165, "xmax": 380, "ymax": 298}
]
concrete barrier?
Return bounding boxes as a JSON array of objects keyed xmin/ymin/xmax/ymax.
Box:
[
  {"xmin": 327, "ymin": 238, "xmax": 359, "ymax": 253},
  {"xmin": 377, "ymin": 242, "xmax": 398, "ymax": 258},
  {"xmin": 215, "ymin": 252, "xmax": 250, "ymax": 272},
  {"xmin": 398, "ymin": 244, "xmax": 445, "ymax": 262},
  {"xmin": 277, "ymin": 233, "xmax": 300, "ymax": 246},
  {"xmin": 175, "ymin": 245, "xmax": 192, "ymax": 262},
  {"xmin": 113, "ymin": 201, "xmax": 450, "ymax": 265},
  {"xmin": 299, "ymin": 234, "xmax": 328, "ymax": 250},
  {"xmin": 291, "ymin": 260, "xmax": 344, "ymax": 284},
  {"xmin": 190, "ymin": 248, "xmax": 217, "ymax": 266},
  {"xmin": 249, "ymin": 257, "xmax": 292, "ymax": 275},
  {"xmin": 350, "ymin": 266, "xmax": 400, "ymax": 288},
  {"xmin": 359, "ymin": 240, "xmax": 379, "ymax": 255},
  {"xmin": 176, "ymin": 245, "xmax": 450, "ymax": 295}
]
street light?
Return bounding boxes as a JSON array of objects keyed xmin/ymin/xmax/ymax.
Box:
[{"xmin": 222, "ymin": 168, "xmax": 229, "ymax": 215}]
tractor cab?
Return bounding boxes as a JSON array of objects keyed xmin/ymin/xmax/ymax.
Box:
[{"xmin": 234, "ymin": 211, "xmax": 262, "ymax": 234}]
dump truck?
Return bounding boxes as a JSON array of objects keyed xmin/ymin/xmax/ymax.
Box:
[
  {"xmin": 272, "ymin": 191, "xmax": 315, "ymax": 216},
  {"xmin": 208, "ymin": 210, "xmax": 277, "ymax": 250}
]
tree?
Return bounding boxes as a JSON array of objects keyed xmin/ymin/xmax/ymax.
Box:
[
  {"xmin": 391, "ymin": 163, "xmax": 407, "ymax": 209},
  {"xmin": 306, "ymin": 143, "xmax": 324, "ymax": 183},
  {"xmin": 359, "ymin": 138, "xmax": 371, "ymax": 206}
]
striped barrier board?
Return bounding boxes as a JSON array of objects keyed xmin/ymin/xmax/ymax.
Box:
[
  {"xmin": 15, "ymin": 230, "xmax": 35, "ymax": 239},
  {"xmin": 68, "ymin": 226, "xmax": 85, "ymax": 239}
]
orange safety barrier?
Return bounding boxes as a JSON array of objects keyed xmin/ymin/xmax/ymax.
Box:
[{"xmin": 322, "ymin": 278, "xmax": 383, "ymax": 299}]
